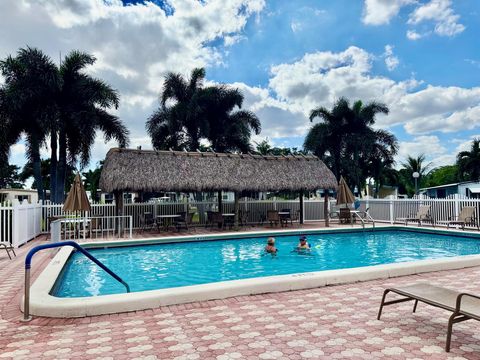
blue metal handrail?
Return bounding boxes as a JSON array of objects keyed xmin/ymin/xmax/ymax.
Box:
[{"xmin": 23, "ymin": 241, "xmax": 130, "ymax": 321}]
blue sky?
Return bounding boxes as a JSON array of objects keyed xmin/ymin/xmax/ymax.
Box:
[{"xmin": 1, "ymin": 0, "xmax": 480, "ymax": 184}]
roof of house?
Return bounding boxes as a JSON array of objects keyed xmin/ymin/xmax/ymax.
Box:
[
  {"xmin": 99, "ymin": 148, "xmax": 338, "ymax": 193},
  {"xmin": 420, "ymin": 180, "xmax": 480, "ymax": 191}
]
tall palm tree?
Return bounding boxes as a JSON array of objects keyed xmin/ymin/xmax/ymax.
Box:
[
  {"xmin": 147, "ymin": 68, "xmax": 207, "ymax": 151},
  {"xmin": 200, "ymin": 85, "xmax": 260, "ymax": 152},
  {"xmin": 457, "ymin": 139, "xmax": 480, "ymax": 181},
  {"xmin": 305, "ymin": 98, "xmax": 350, "ymax": 179},
  {"xmin": 54, "ymin": 51, "xmax": 129, "ymax": 202},
  {"xmin": 0, "ymin": 47, "xmax": 59, "ymax": 201},
  {"xmin": 305, "ymin": 97, "xmax": 396, "ymax": 193}
]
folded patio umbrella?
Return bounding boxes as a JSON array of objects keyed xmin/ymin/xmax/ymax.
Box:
[
  {"xmin": 336, "ymin": 176, "xmax": 355, "ymax": 205},
  {"xmin": 63, "ymin": 173, "xmax": 91, "ymax": 213}
]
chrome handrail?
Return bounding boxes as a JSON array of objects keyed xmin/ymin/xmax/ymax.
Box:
[{"xmin": 22, "ymin": 241, "xmax": 130, "ymax": 321}]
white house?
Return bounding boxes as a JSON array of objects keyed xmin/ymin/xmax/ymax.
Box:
[{"xmin": 0, "ymin": 188, "xmax": 39, "ymax": 203}]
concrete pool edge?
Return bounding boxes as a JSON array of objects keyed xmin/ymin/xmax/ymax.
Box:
[{"xmin": 26, "ymin": 226, "xmax": 480, "ymax": 318}]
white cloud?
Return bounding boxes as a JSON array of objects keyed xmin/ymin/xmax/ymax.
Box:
[
  {"xmin": 406, "ymin": 29, "xmax": 424, "ymax": 40},
  {"xmin": 362, "ymin": 0, "xmax": 415, "ymax": 25},
  {"xmin": 408, "ymin": 0, "xmax": 465, "ymax": 37},
  {"xmin": 384, "ymin": 45, "xmax": 399, "ymax": 71},
  {"xmin": 0, "ymin": 0, "xmax": 265, "ymax": 169},
  {"xmin": 363, "ymin": 0, "xmax": 465, "ymax": 39}
]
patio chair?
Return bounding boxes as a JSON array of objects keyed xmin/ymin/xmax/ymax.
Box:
[
  {"xmin": 175, "ymin": 212, "xmax": 194, "ymax": 231},
  {"xmin": 239, "ymin": 210, "xmax": 250, "ymax": 228},
  {"xmin": 339, "ymin": 208, "xmax": 353, "ymax": 224},
  {"xmin": 377, "ymin": 283, "xmax": 480, "ymax": 352},
  {"xmin": 257, "ymin": 211, "xmax": 266, "ymax": 226},
  {"xmin": 88, "ymin": 217, "xmax": 103, "ymax": 238},
  {"xmin": 291, "ymin": 209, "xmax": 301, "ymax": 226},
  {"xmin": 446, "ymin": 206, "xmax": 478, "ymax": 230},
  {"xmin": 206, "ymin": 211, "xmax": 223, "ymax": 230},
  {"xmin": 396, "ymin": 205, "xmax": 433, "ymax": 226},
  {"xmin": 329, "ymin": 205, "xmax": 340, "ymax": 221},
  {"xmin": 267, "ymin": 210, "xmax": 280, "ymax": 227},
  {"xmin": 280, "ymin": 208, "xmax": 292, "ymax": 227},
  {"xmin": 0, "ymin": 241, "xmax": 16, "ymax": 260},
  {"xmin": 140, "ymin": 212, "xmax": 155, "ymax": 232}
]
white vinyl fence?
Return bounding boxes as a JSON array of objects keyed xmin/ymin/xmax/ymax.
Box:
[{"xmin": 2, "ymin": 195, "xmax": 480, "ymax": 248}]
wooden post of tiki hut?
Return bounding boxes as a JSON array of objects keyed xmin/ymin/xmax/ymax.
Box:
[
  {"xmin": 217, "ymin": 191, "xmax": 223, "ymax": 213},
  {"xmin": 324, "ymin": 190, "xmax": 329, "ymax": 227},
  {"xmin": 299, "ymin": 191, "xmax": 304, "ymax": 224},
  {"xmin": 114, "ymin": 190, "xmax": 124, "ymax": 236},
  {"xmin": 233, "ymin": 191, "xmax": 240, "ymax": 230}
]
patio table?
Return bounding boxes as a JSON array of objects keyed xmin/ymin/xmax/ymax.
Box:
[
  {"xmin": 156, "ymin": 214, "xmax": 181, "ymax": 231},
  {"xmin": 278, "ymin": 211, "xmax": 291, "ymax": 227}
]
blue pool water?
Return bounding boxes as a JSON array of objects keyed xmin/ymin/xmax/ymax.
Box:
[{"xmin": 52, "ymin": 230, "xmax": 480, "ymax": 297}]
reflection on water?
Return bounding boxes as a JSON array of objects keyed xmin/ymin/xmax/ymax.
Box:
[{"xmin": 53, "ymin": 230, "xmax": 480, "ymax": 297}]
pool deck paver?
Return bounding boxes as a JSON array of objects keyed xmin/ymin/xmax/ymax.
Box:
[{"xmin": 1, "ymin": 232, "xmax": 480, "ymax": 359}]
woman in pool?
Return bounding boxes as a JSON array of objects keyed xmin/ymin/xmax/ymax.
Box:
[{"xmin": 265, "ymin": 237, "xmax": 278, "ymax": 254}]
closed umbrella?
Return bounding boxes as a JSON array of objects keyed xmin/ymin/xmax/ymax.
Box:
[
  {"xmin": 336, "ymin": 176, "xmax": 355, "ymax": 206},
  {"xmin": 64, "ymin": 173, "xmax": 91, "ymax": 213}
]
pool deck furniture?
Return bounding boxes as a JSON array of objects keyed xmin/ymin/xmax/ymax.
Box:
[
  {"xmin": 377, "ymin": 283, "xmax": 480, "ymax": 352},
  {"xmin": 222, "ymin": 213, "xmax": 235, "ymax": 229},
  {"xmin": 279, "ymin": 209, "xmax": 292, "ymax": 227},
  {"xmin": 156, "ymin": 214, "xmax": 181, "ymax": 231},
  {"xmin": 396, "ymin": 205, "xmax": 433, "ymax": 226},
  {"xmin": 443, "ymin": 206, "xmax": 478, "ymax": 231},
  {"xmin": 267, "ymin": 210, "xmax": 280, "ymax": 227},
  {"xmin": 0, "ymin": 241, "xmax": 16, "ymax": 259},
  {"xmin": 174, "ymin": 212, "xmax": 194, "ymax": 232}
]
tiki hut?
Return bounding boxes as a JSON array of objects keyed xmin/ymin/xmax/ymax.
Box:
[{"xmin": 100, "ymin": 148, "xmax": 338, "ymax": 227}]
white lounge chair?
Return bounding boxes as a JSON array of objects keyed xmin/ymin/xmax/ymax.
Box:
[
  {"xmin": 378, "ymin": 283, "xmax": 480, "ymax": 352},
  {"xmin": 0, "ymin": 241, "xmax": 16, "ymax": 260}
]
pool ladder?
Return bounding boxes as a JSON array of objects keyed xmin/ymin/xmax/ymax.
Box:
[
  {"xmin": 352, "ymin": 212, "xmax": 376, "ymax": 230},
  {"xmin": 22, "ymin": 241, "xmax": 130, "ymax": 322}
]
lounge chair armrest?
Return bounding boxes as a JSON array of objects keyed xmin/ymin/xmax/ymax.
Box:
[{"xmin": 455, "ymin": 292, "xmax": 480, "ymax": 312}]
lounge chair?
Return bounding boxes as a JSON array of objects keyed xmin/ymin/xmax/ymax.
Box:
[
  {"xmin": 280, "ymin": 208, "xmax": 292, "ymax": 227},
  {"xmin": 445, "ymin": 206, "xmax": 478, "ymax": 230},
  {"xmin": 378, "ymin": 283, "xmax": 480, "ymax": 352},
  {"xmin": 1, "ymin": 241, "xmax": 16, "ymax": 259},
  {"xmin": 396, "ymin": 205, "xmax": 433, "ymax": 226}
]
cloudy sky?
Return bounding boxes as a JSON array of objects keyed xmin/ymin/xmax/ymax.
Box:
[{"xmin": 2, "ymin": 0, "xmax": 480, "ymax": 181}]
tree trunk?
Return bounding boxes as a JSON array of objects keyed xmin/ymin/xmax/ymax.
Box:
[
  {"xmin": 56, "ymin": 126, "xmax": 67, "ymax": 203},
  {"xmin": 50, "ymin": 129, "xmax": 57, "ymax": 202},
  {"xmin": 31, "ymin": 138, "xmax": 44, "ymax": 203}
]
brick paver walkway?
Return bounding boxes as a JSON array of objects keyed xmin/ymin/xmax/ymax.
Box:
[{"xmin": 1, "ymin": 235, "xmax": 480, "ymax": 359}]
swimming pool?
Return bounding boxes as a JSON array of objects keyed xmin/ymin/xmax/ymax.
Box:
[
  {"xmin": 52, "ymin": 229, "xmax": 480, "ymax": 298},
  {"xmin": 28, "ymin": 227, "xmax": 480, "ymax": 317}
]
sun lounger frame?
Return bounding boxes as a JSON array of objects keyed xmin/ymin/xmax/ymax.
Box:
[{"xmin": 377, "ymin": 283, "xmax": 480, "ymax": 352}]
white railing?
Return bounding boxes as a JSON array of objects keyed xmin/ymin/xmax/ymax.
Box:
[
  {"xmin": 362, "ymin": 195, "xmax": 480, "ymax": 229},
  {"xmin": 50, "ymin": 215, "xmax": 133, "ymax": 242},
  {"xmin": 5, "ymin": 195, "xmax": 480, "ymax": 247}
]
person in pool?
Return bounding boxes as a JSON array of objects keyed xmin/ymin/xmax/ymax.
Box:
[
  {"xmin": 265, "ymin": 237, "xmax": 278, "ymax": 254},
  {"xmin": 297, "ymin": 235, "xmax": 311, "ymax": 250}
]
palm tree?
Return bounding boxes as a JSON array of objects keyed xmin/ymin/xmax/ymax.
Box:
[
  {"xmin": 82, "ymin": 161, "xmax": 103, "ymax": 202},
  {"xmin": 305, "ymin": 97, "xmax": 396, "ymax": 194},
  {"xmin": 305, "ymin": 98, "xmax": 349, "ymax": 179},
  {"xmin": 457, "ymin": 139, "xmax": 480, "ymax": 181},
  {"xmin": 200, "ymin": 85, "xmax": 261, "ymax": 152},
  {"xmin": 0, "ymin": 47, "xmax": 59, "ymax": 201},
  {"xmin": 147, "ymin": 68, "xmax": 207, "ymax": 151},
  {"xmin": 54, "ymin": 51, "xmax": 129, "ymax": 202},
  {"xmin": 400, "ymin": 154, "xmax": 431, "ymax": 195}
]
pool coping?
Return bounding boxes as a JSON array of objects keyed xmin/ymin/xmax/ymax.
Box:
[{"xmin": 26, "ymin": 225, "xmax": 480, "ymax": 318}]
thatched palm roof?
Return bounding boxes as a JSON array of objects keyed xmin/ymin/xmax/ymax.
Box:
[{"xmin": 100, "ymin": 148, "xmax": 337, "ymax": 193}]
